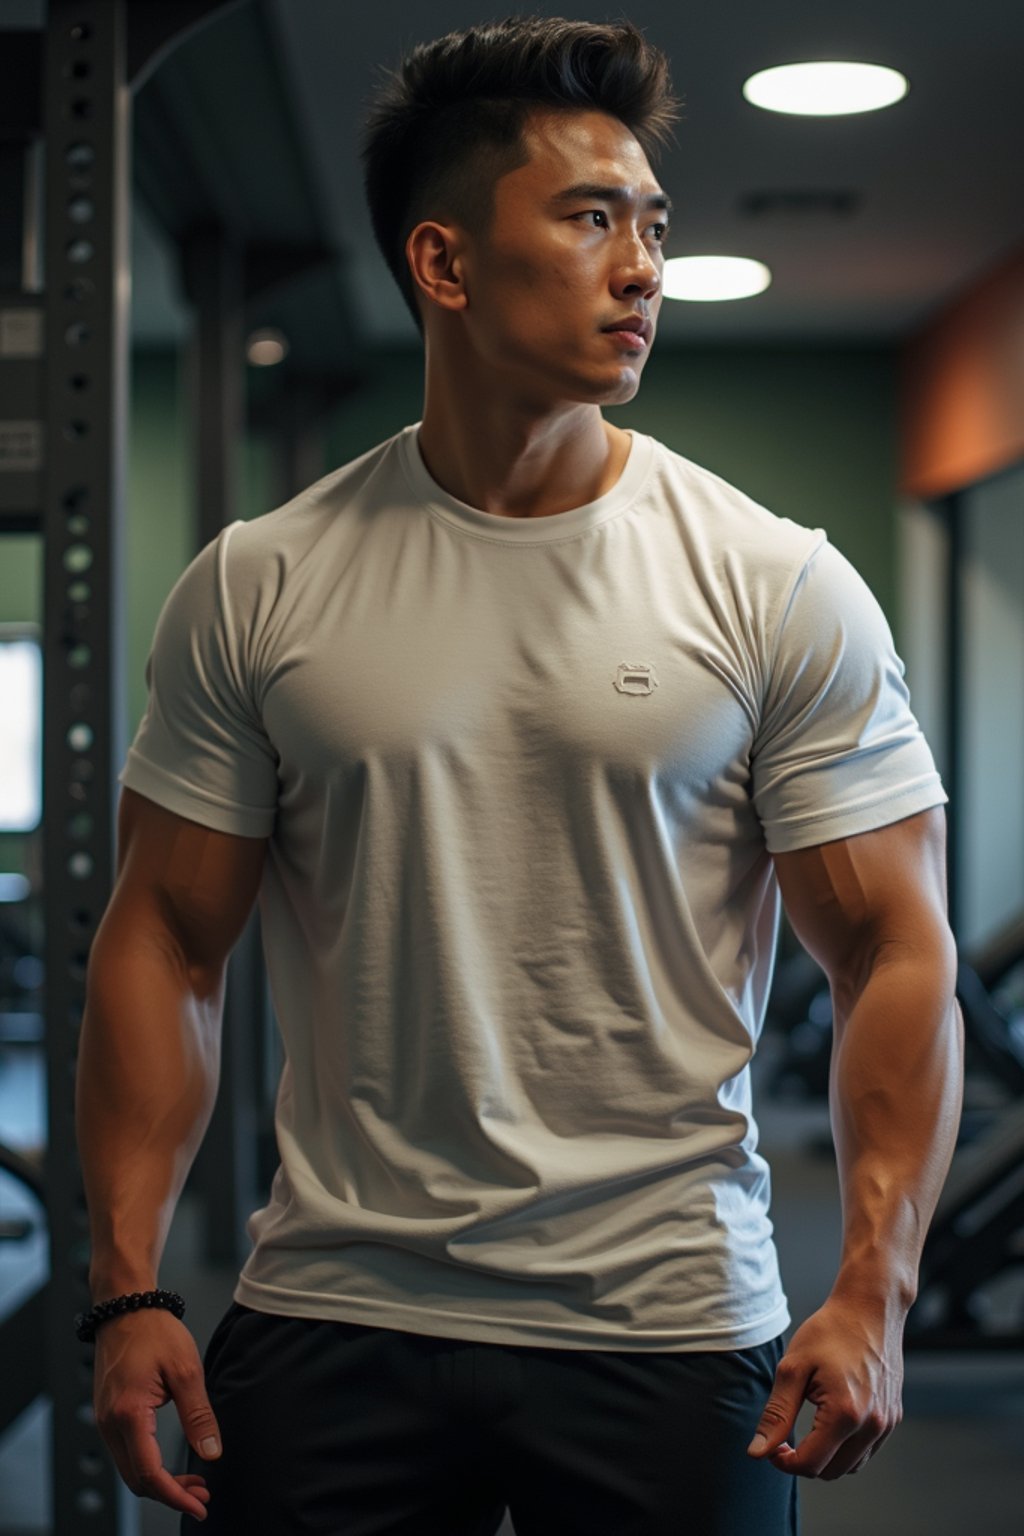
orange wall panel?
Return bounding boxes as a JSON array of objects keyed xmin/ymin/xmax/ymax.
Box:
[{"xmin": 899, "ymin": 244, "xmax": 1024, "ymax": 500}]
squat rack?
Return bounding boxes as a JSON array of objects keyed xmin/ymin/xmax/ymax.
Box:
[{"xmin": 0, "ymin": 3, "xmax": 361, "ymax": 1529}]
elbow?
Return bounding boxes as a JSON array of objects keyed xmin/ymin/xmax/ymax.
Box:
[
  {"xmin": 829, "ymin": 921, "xmax": 959, "ymax": 1029},
  {"xmin": 870, "ymin": 920, "xmax": 958, "ymax": 996}
]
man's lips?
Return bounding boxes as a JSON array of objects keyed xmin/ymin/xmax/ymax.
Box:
[
  {"xmin": 603, "ymin": 327, "xmax": 648, "ymax": 349},
  {"xmin": 601, "ymin": 315, "xmax": 652, "ymax": 344}
]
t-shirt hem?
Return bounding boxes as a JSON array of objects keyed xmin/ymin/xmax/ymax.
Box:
[
  {"xmin": 764, "ymin": 779, "xmax": 948, "ymax": 854},
  {"xmin": 118, "ymin": 751, "xmax": 276, "ymax": 838},
  {"xmin": 232, "ymin": 1274, "xmax": 791, "ymax": 1353}
]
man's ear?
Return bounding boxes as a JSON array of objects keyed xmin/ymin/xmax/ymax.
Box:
[{"xmin": 406, "ymin": 221, "xmax": 469, "ymax": 319}]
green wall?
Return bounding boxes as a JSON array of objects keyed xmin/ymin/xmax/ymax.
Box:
[{"xmin": 0, "ymin": 339, "xmax": 899, "ymax": 759}]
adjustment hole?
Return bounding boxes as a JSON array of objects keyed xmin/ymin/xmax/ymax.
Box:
[
  {"xmin": 63, "ymin": 544, "xmax": 93, "ymax": 573},
  {"xmin": 66, "ymin": 143, "xmax": 94, "ymax": 169},
  {"xmin": 67, "ymin": 723, "xmax": 94, "ymax": 752},
  {"xmin": 68, "ymin": 852, "xmax": 94, "ymax": 881}
]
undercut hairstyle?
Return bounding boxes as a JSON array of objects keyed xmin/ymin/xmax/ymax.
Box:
[{"xmin": 358, "ymin": 13, "xmax": 684, "ymax": 339}]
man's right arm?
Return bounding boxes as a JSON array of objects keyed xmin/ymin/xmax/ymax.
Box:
[{"xmin": 76, "ymin": 785, "xmax": 268, "ymax": 1519}]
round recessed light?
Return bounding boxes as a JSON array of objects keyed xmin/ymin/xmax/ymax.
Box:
[
  {"xmin": 662, "ymin": 256, "xmax": 771, "ymax": 303},
  {"xmin": 742, "ymin": 60, "xmax": 909, "ymax": 117},
  {"xmin": 246, "ymin": 327, "xmax": 290, "ymax": 366}
]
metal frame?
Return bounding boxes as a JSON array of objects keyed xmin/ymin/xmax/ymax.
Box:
[
  {"xmin": 1, "ymin": 5, "xmax": 268, "ymax": 1530},
  {"xmin": 908, "ymin": 467, "xmax": 1024, "ymax": 1350},
  {"xmin": 38, "ymin": 8, "xmax": 136, "ymax": 1529},
  {"xmin": 3, "ymin": 3, "xmax": 357, "ymax": 1523},
  {"xmin": 931, "ymin": 455, "xmax": 1024, "ymax": 942},
  {"xmin": 940, "ymin": 490, "xmax": 963, "ymax": 938},
  {"xmin": 2, "ymin": 2, "xmax": 357, "ymax": 1524}
]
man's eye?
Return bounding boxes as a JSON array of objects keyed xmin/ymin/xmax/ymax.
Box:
[{"xmin": 573, "ymin": 211, "xmax": 669, "ymax": 243}]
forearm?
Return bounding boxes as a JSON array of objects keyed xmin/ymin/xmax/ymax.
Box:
[
  {"xmin": 76, "ymin": 926, "xmax": 223, "ymax": 1303},
  {"xmin": 828, "ymin": 944, "xmax": 964, "ymax": 1313}
]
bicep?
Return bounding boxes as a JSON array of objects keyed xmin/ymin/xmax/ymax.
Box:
[
  {"xmin": 99, "ymin": 786, "xmax": 268, "ymax": 991},
  {"xmin": 772, "ymin": 807, "xmax": 953, "ymax": 996}
]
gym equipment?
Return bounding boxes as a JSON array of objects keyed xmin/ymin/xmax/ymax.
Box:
[
  {"xmin": 763, "ymin": 912, "xmax": 1024, "ymax": 1350},
  {"xmin": 906, "ymin": 917, "xmax": 1024, "ymax": 1349},
  {"xmin": 956, "ymin": 960, "xmax": 1024, "ymax": 1098},
  {"xmin": 764, "ymin": 924, "xmax": 834, "ymax": 1101},
  {"xmin": 0, "ymin": 1141, "xmax": 48, "ymax": 1437},
  {"xmin": 1, "ymin": 7, "xmax": 276, "ymax": 1532},
  {"xmin": 907, "ymin": 1097, "xmax": 1024, "ymax": 1351},
  {"xmin": 767, "ymin": 913, "xmax": 1024, "ymax": 1126}
]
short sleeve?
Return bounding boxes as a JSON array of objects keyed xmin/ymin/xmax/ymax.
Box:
[
  {"xmin": 751, "ymin": 537, "xmax": 947, "ymax": 854},
  {"xmin": 118, "ymin": 523, "xmax": 279, "ymax": 837}
]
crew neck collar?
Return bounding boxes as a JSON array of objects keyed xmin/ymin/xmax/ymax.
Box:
[{"xmin": 398, "ymin": 421, "xmax": 654, "ymax": 544}]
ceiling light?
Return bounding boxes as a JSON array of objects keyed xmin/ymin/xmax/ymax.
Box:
[
  {"xmin": 662, "ymin": 256, "xmax": 771, "ymax": 303},
  {"xmin": 742, "ymin": 60, "xmax": 909, "ymax": 117},
  {"xmin": 246, "ymin": 327, "xmax": 290, "ymax": 366}
]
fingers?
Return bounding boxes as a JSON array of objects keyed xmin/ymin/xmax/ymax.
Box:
[
  {"xmin": 747, "ymin": 1306, "xmax": 905, "ymax": 1482},
  {"xmin": 112, "ymin": 1413, "xmax": 211, "ymax": 1520},
  {"xmin": 766, "ymin": 1412, "xmax": 893, "ymax": 1480},
  {"xmin": 113, "ymin": 1393, "xmax": 221, "ymax": 1518},
  {"xmin": 92, "ymin": 1314, "xmax": 223, "ymax": 1518}
]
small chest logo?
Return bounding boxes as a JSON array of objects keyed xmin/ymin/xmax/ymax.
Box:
[{"xmin": 613, "ymin": 662, "xmax": 658, "ymax": 696}]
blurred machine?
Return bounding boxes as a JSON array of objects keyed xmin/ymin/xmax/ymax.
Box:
[{"xmin": 766, "ymin": 913, "xmax": 1024, "ymax": 1350}]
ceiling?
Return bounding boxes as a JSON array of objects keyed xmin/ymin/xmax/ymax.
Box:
[{"xmin": 11, "ymin": 0, "xmax": 1024, "ymax": 352}]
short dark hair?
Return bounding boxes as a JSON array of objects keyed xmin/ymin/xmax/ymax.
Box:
[{"xmin": 358, "ymin": 13, "xmax": 684, "ymax": 339}]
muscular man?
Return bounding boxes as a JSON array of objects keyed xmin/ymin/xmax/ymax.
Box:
[{"xmin": 76, "ymin": 15, "xmax": 963, "ymax": 1535}]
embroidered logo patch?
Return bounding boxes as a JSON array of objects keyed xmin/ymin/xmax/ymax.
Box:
[{"xmin": 613, "ymin": 662, "xmax": 658, "ymax": 696}]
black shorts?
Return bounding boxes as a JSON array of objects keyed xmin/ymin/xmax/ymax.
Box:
[{"xmin": 181, "ymin": 1300, "xmax": 799, "ymax": 1536}]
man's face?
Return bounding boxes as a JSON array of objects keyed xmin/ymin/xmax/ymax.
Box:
[{"xmin": 428, "ymin": 109, "xmax": 669, "ymax": 407}]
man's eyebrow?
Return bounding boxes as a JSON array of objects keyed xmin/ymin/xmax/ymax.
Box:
[{"xmin": 549, "ymin": 182, "xmax": 674, "ymax": 220}]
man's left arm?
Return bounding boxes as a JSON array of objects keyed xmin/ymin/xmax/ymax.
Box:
[{"xmin": 748, "ymin": 804, "xmax": 965, "ymax": 1480}]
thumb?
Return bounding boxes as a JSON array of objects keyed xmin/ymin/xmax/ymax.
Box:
[
  {"xmin": 176, "ymin": 1386, "xmax": 223, "ymax": 1461},
  {"xmin": 747, "ymin": 1366, "xmax": 805, "ymax": 1457}
]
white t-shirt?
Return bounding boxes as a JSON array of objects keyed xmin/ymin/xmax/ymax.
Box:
[{"xmin": 119, "ymin": 421, "xmax": 947, "ymax": 1352}]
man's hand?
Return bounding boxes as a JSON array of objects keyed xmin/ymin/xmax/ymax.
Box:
[
  {"xmin": 92, "ymin": 1309, "xmax": 222, "ymax": 1520},
  {"xmin": 746, "ymin": 1294, "xmax": 905, "ymax": 1479}
]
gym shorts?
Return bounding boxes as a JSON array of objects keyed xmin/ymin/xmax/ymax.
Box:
[{"xmin": 181, "ymin": 1299, "xmax": 800, "ymax": 1535}]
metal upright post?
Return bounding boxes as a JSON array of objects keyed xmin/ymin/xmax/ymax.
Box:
[
  {"xmin": 1, "ymin": 3, "xmax": 280, "ymax": 1528},
  {"xmin": 941, "ymin": 492, "xmax": 963, "ymax": 939},
  {"xmin": 39, "ymin": 4, "xmax": 136, "ymax": 1532}
]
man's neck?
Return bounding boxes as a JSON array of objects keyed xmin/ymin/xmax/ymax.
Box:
[{"xmin": 416, "ymin": 411, "xmax": 631, "ymax": 520}]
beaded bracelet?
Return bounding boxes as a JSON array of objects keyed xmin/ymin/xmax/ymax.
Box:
[{"xmin": 75, "ymin": 1288, "xmax": 186, "ymax": 1342}]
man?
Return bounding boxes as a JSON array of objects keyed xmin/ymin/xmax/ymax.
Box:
[{"xmin": 77, "ymin": 17, "xmax": 963, "ymax": 1536}]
